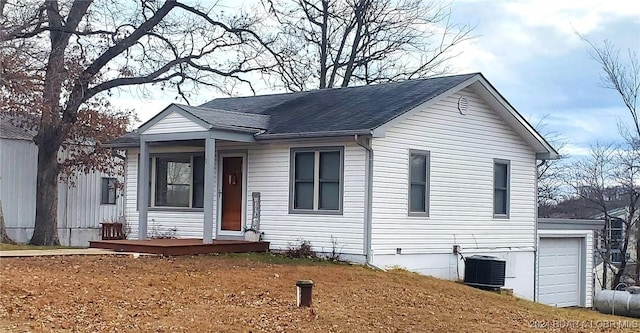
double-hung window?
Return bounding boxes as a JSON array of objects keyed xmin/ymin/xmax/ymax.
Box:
[
  {"xmin": 408, "ymin": 150, "xmax": 430, "ymax": 216},
  {"xmin": 290, "ymin": 147, "xmax": 343, "ymax": 213},
  {"xmin": 142, "ymin": 154, "xmax": 205, "ymax": 209},
  {"xmin": 493, "ymin": 159, "xmax": 510, "ymax": 217},
  {"xmin": 101, "ymin": 177, "xmax": 117, "ymax": 205}
]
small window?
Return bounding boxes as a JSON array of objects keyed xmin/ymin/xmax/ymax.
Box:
[
  {"xmin": 101, "ymin": 177, "xmax": 117, "ymax": 205},
  {"xmin": 290, "ymin": 147, "xmax": 343, "ymax": 213},
  {"xmin": 408, "ymin": 150, "xmax": 430, "ymax": 216},
  {"xmin": 493, "ymin": 159, "xmax": 510, "ymax": 217}
]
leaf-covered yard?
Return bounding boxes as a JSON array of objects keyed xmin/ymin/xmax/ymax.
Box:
[{"xmin": 0, "ymin": 254, "xmax": 636, "ymax": 332}]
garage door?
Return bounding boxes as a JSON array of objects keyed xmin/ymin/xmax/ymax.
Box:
[{"xmin": 538, "ymin": 237, "xmax": 582, "ymax": 307}]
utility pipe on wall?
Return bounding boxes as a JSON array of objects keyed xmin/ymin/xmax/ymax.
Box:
[{"xmin": 355, "ymin": 134, "xmax": 374, "ymax": 264}]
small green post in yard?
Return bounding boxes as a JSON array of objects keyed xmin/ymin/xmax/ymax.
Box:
[{"xmin": 296, "ymin": 280, "xmax": 314, "ymax": 307}]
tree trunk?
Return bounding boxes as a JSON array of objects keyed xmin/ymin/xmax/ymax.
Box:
[
  {"xmin": 0, "ymin": 199, "xmax": 16, "ymax": 244},
  {"xmin": 613, "ymin": 265, "xmax": 624, "ymax": 289},
  {"xmin": 603, "ymin": 221, "xmax": 610, "ymax": 289},
  {"xmin": 29, "ymin": 138, "xmax": 60, "ymax": 246},
  {"xmin": 318, "ymin": 0, "xmax": 329, "ymax": 89}
]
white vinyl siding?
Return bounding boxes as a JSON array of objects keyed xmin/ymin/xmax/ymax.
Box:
[
  {"xmin": 124, "ymin": 142, "xmax": 366, "ymax": 254},
  {"xmin": 143, "ymin": 112, "xmax": 205, "ymax": 135},
  {"xmin": 370, "ymin": 87, "xmax": 536, "ymax": 256},
  {"xmin": 247, "ymin": 142, "xmax": 365, "ymax": 254},
  {"xmin": 125, "ymin": 151, "xmax": 206, "ymax": 239}
]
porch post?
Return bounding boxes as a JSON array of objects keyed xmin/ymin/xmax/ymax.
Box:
[
  {"xmin": 203, "ymin": 136, "xmax": 216, "ymax": 244},
  {"xmin": 138, "ymin": 138, "xmax": 150, "ymax": 240}
]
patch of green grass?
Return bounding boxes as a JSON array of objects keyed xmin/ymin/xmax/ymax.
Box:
[{"xmin": 0, "ymin": 243, "xmax": 82, "ymax": 251}]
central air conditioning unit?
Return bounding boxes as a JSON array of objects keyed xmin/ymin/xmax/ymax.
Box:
[{"xmin": 464, "ymin": 255, "xmax": 506, "ymax": 289}]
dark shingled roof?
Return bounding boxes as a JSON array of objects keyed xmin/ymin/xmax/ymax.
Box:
[
  {"xmin": 106, "ymin": 132, "xmax": 139, "ymax": 147},
  {"xmin": 107, "ymin": 73, "xmax": 478, "ymax": 147},
  {"xmin": 200, "ymin": 73, "xmax": 477, "ymax": 136}
]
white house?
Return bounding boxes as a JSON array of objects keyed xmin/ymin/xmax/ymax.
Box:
[
  {"xmin": 0, "ymin": 119, "xmax": 125, "ymax": 246},
  {"xmin": 108, "ymin": 73, "xmax": 560, "ymax": 301}
]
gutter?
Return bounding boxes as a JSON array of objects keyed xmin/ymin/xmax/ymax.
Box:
[
  {"xmin": 355, "ymin": 133, "xmax": 374, "ymax": 264},
  {"xmin": 256, "ymin": 129, "xmax": 371, "ymax": 140}
]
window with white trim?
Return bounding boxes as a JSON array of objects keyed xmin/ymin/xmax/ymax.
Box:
[
  {"xmin": 493, "ymin": 159, "xmax": 510, "ymax": 217},
  {"xmin": 408, "ymin": 150, "xmax": 430, "ymax": 215},
  {"xmin": 290, "ymin": 147, "xmax": 343, "ymax": 213}
]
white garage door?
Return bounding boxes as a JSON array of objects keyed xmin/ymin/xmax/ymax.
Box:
[{"xmin": 539, "ymin": 237, "xmax": 582, "ymax": 307}]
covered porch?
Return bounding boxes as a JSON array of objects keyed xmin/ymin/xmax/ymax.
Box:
[
  {"xmin": 89, "ymin": 238, "xmax": 270, "ymax": 256},
  {"xmin": 134, "ymin": 104, "xmax": 269, "ymax": 244}
]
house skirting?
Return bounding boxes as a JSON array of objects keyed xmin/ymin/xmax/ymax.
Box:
[{"xmin": 371, "ymin": 250, "xmax": 535, "ymax": 300}]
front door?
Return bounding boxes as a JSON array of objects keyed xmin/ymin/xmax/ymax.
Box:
[{"xmin": 220, "ymin": 156, "xmax": 244, "ymax": 232}]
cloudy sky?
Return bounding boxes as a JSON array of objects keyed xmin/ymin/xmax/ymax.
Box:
[
  {"xmin": 111, "ymin": 0, "xmax": 639, "ymax": 157},
  {"xmin": 449, "ymin": 0, "xmax": 639, "ymax": 156}
]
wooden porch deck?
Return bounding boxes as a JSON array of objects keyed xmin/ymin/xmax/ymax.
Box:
[{"xmin": 89, "ymin": 238, "xmax": 270, "ymax": 256}]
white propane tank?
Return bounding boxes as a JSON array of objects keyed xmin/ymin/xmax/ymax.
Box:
[{"xmin": 594, "ymin": 290, "xmax": 640, "ymax": 318}]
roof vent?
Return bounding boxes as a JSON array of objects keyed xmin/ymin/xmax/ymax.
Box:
[{"xmin": 457, "ymin": 96, "xmax": 468, "ymax": 115}]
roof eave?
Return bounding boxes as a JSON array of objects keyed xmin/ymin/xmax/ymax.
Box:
[
  {"xmin": 538, "ymin": 218, "xmax": 605, "ymax": 231},
  {"xmin": 255, "ymin": 129, "xmax": 372, "ymax": 140},
  {"xmin": 102, "ymin": 141, "xmax": 140, "ymax": 149}
]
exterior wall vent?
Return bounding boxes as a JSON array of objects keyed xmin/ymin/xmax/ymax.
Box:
[
  {"xmin": 464, "ymin": 255, "xmax": 506, "ymax": 289},
  {"xmin": 458, "ymin": 96, "xmax": 469, "ymax": 114}
]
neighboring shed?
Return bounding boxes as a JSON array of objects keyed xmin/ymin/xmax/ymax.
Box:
[
  {"xmin": 537, "ymin": 218, "xmax": 604, "ymax": 308},
  {"xmin": 0, "ymin": 119, "xmax": 124, "ymax": 246}
]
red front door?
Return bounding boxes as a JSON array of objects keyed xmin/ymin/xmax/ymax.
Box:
[{"xmin": 221, "ymin": 156, "xmax": 243, "ymax": 231}]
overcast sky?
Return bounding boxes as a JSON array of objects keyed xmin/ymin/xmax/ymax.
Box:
[{"xmin": 111, "ymin": 0, "xmax": 640, "ymax": 156}]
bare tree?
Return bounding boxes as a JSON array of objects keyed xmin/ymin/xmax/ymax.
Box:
[
  {"xmin": 534, "ymin": 118, "xmax": 569, "ymax": 218},
  {"xmin": 1, "ymin": 0, "xmax": 273, "ymax": 245},
  {"xmin": 581, "ymin": 38, "xmax": 639, "ymax": 141},
  {"xmin": 260, "ymin": 0, "xmax": 474, "ymax": 91},
  {"xmin": 580, "ymin": 37, "xmax": 640, "ymax": 286},
  {"xmin": 564, "ymin": 144, "xmax": 631, "ymax": 288}
]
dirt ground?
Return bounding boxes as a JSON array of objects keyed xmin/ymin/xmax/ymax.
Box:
[{"xmin": 0, "ymin": 254, "xmax": 637, "ymax": 332}]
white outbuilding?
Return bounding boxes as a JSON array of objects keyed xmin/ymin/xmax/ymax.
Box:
[{"xmin": 537, "ymin": 218, "xmax": 604, "ymax": 307}]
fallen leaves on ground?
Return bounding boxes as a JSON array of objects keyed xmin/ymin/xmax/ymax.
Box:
[{"xmin": 0, "ymin": 254, "xmax": 636, "ymax": 332}]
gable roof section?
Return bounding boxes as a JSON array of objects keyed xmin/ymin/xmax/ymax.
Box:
[
  {"xmin": 0, "ymin": 118, "xmax": 35, "ymax": 141},
  {"xmin": 137, "ymin": 104, "xmax": 270, "ymax": 135}
]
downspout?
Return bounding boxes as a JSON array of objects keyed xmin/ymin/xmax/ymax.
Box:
[
  {"xmin": 355, "ymin": 134, "xmax": 373, "ymax": 264},
  {"xmin": 534, "ymin": 159, "xmax": 547, "ymax": 302}
]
